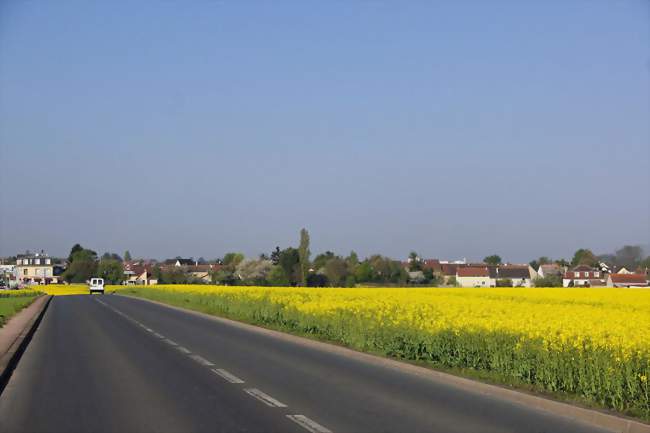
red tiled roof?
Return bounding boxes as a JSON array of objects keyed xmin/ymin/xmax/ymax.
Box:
[
  {"xmin": 609, "ymin": 273, "xmax": 648, "ymax": 285},
  {"xmin": 458, "ymin": 266, "xmax": 490, "ymax": 277},
  {"xmin": 441, "ymin": 263, "xmax": 459, "ymax": 276},
  {"xmin": 422, "ymin": 259, "xmax": 441, "ymax": 272}
]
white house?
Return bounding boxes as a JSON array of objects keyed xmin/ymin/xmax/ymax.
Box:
[
  {"xmin": 496, "ymin": 266, "xmax": 534, "ymax": 287},
  {"xmin": 563, "ymin": 265, "xmax": 605, "ymax": 287},
  {"xmin": 457, "ymin": 266, "xmax": 494, "ymax": 287},
  {"xmin": 537, "ymin": 263, "xmax": 563, "ymax": 279}
]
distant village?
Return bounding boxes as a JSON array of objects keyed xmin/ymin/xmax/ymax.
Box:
[{"xmin": 1, "ymin": 241, "xmax": 648, "ymax": 289}]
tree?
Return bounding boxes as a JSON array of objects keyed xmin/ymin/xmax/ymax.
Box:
[
  {"xmin": 270, "ymin": 247, "xmax": 281, "ymax": 265},
  {"xmin": 101, "ymin": 252, "xmax": 122, "ymax": 262},
  {"xmin": 298, "ymin": 228, "xmax": 310, "ymax": 286},
  {"xmin": 313, "ymin": 251, "xmax": 336, "ymax": 271},
  {"xmin": 533, "ymin": 275, "xmax": 562, "ymax": 287},
  {"xmin": 97, "ymin": 258, "xmax": 124, "ymax": 284},
  {"xmin": 638, "ymin": 256, "xmax": 650, "ymax": 272},
  {"xmin": 123, "ymin": 250, "xmax": 132, "ymax": 261},
  {"xmin": 615, "ymin": 245, "xmax": 643, "ymax": 269},
  {"xmin": 159, "ymin": 268, "xmax": 189, "ymax": 284},
  {"xmin": 236, "ymin": 259, "xmax": 273, "ymax": 285},
  {"xmin": 64, "ymin": 248, "xmax": 98, "ymax": 283},
  {"xmin": 223, "ymin": 253, "xmax": 245, "ymax": 268},
  {"xmin": 67, "ymin": 244, "xmax": 84, "ymax": 263},
  {"xmin": 278, "ymin": 248, "xmax": 301, "ymax": 286},
  {"xmin": 571, "ymin": 249, "xmax": 597, "ymax": 267},
  {"xmin": 447, "ymin": 276, "xmax": 459, "ymax": 287},
  {"xmin": 346, "ymin": 251, "xmax": 359, "ymax": 268},
  {"xmin": 408, "ymin": 251, "xmax": 422, "ymax": 271},
  {"xmin": 496, "ymin": 278, "xmax": 513, "ymax": 287},
  {"xmin": 324, "ymin": 257, "xmax": 348, "ymax": 287},
  {"xmin": 483, "ymin": 255, "xmax": 502, "ymax": 265},
  {"xmin": 354, "ymin": 261, "xmax": 373, "ymax": 283},
  {"xmin": 555, "ymin": 258, "xmax": 570, "ymax": 267},
  {"xmin": 268, "ymin": 265, "xmax": 290, "ymax": 286}
]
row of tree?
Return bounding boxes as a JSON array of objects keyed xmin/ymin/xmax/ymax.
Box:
[
  {"xmin": 58, "ymin": 236, "xmax": 649, "ymax": 287},
  {"xmin": 63, "ymin": 244, "xmax": 126, "ymax": 284}
]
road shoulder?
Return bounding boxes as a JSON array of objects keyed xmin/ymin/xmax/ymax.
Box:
[{"xmin": 0, "ymin": 295, "xmax": 52, "ymax": 392}]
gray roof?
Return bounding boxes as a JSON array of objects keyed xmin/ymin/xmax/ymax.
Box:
[{"xmin": 497, "ymin": 267, "xmax": 531, "ymax": 279}]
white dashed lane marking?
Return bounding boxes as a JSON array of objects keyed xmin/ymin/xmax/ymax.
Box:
[
  {"xmin": 94, "ymin": 297, "xmax": 333, "ymax": 432},
  {"xmin": 287, "ymin": 415, "xmax": 333, "ymax": 433},
  {"xmin": 174, "ymin": 346, "xmax": 192, "ymax": 355},
  {"xmin": 211, "ymin": 368, "xmax": 245, "ymax": 384},
  {"xmin": 189, "ymin": 354, "xmax": 214, "ymax": 366},
  {"xmin": 244, "ymin": 388, "xmax": 288, "ymax": 408}
]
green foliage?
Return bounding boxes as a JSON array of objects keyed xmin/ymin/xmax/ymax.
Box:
[
  {"xmin": 298, "ymin": 228, "xmax": 310, "ymax": 286},
  {"xmin": 123, "ymin": 250, "xmax": 132, "ymax": 261},
  {"xmin": 312, "ymin": 251, "xmax": 335, "ymax": 271},
  {"xmin": 278, "ymin": 248, "xmax": 301, "ymax": 286},
  {"xmin": 615, "ymin": 245, "xmax": 644, "ymax": 269},
  {"xmin": 0, "ymin": 295, "xmax": 39, "ymax": 327},
  {"xmin": 408, "ymin": 251, "xmax": 422, "ymax": 271},
  {"xmin": 101, "ymin": 252, "xmax": 122, "ymax": 262},
  {"xmin": 222, "ymin": 253, "xmax": 245, "ymax": 267},
  {"xmin": 534, "ymin": 275, "xmax": 563, "ymax": 287},
  {"xmin": 484, "ymin": 255, "xmax": 502, "ymax": 265},
  {"xmin": 571, "ymin": 249, "xmax": 597, "ymax": 267},
  {"xmin": 67, "ymin": 243, "xmax": 84, "ymax": 263},
  {"xmin": 97, "ymin": 258, "xmax": 124, "ymax": 284},
  {"xmin": 158, "ymin": 268, "xmax": 190, "ymax": 284},
  {"xmin": 496, "ymin": 278, "xmax": 513, "ymax": 287},
  {"xmin": 354, "ymin": 262, "xmax": 373, "ymax": 283},
  {"xmin": 447, "ymin": 276, "xmax": 459, "ymax": 287},
  {"xmin": 267, "ymin": 265, "xmax": 290, "ymax": 286},
  {"xmin": 324, "ymin": 257, "xmax": 348, "ymax": 287},
  {"xmin": 63, "ymin": 248, "xmax": 98, "ymax": 283}
]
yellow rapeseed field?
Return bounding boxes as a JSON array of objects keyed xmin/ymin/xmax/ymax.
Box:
[
  {"xmin": 117, "ymin": 285, "xmax": 650, "ymax": 417},
  {"xmin": 40, "ymin": 284, "xmax": 89, "ymax": 296}
]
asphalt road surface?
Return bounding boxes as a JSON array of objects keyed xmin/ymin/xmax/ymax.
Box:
[{"xmin": 0, "ymin": 295, "xmax": 612, "ymax": 433}]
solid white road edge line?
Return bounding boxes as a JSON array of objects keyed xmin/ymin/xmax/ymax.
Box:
[
  {"xmin": 244, "ymin": 388, "xmax": 288, "ymax": 408},
  {"xmin": 286, "ymin": 415, "xmax": 333, "ymax": 433},
  {"xmin": 211, "ymin": 368, "xmax": 245, "ymax": 384}
]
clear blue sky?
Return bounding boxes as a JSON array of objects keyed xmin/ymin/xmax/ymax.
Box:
[{"xmin": 1, "ymin": 1, "xmax": 648, "ymax": 262}]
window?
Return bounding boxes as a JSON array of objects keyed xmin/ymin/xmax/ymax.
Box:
[
  {"xmin": 45, "ymin": 259, "xmax": 51, "ymax": 264},
  {"xmin": 574, "ymin": 272, "xmax": 579, "ymax": 278},
  {"xmin": 594, "ymin": 272, "xmax": 599, "ymax": 278},
  {"xmin": 24, "ymin": 269, "xmax": 28, "ymax": 275},
  {"xmin": 35, "ymin": 259, "xmax": 40, "ymax": 265}
]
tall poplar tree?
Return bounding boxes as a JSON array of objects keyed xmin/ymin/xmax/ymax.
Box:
[{"xmin": 298, "ymin": 228, "xmax": 310, "ymax": 286}]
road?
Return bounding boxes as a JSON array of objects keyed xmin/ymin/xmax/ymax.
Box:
[{"xmin": 0, "ymin": 295, "xmax": 611, "ymax": 433}]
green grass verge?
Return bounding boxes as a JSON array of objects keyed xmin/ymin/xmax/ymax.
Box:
[
  {"xmin": 0, "ymin": 292, "xmax": 41, "ymax": 327},
  {"xmin": 116, "ymin": 287, "xmax": 650, "ymax": 423}
]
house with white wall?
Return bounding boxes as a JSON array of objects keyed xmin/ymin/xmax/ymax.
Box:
[{"xmin": 457, "ymin": 266, "xmax": 494, "ymax": 287}]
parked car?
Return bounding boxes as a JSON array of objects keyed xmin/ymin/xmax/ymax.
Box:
[{"xmin": 89, "ymin": 278, "xmax": 105, "ymax": 294}]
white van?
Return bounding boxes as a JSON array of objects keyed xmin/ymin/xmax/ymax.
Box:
[{"xmin": 89, "ymin": 278, "xmax": 105, "ymax": 294}]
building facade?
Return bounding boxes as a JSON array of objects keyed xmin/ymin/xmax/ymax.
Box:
[{"xmin": 15, "ymin": 251, "xmax": 61, "ymax": 285}]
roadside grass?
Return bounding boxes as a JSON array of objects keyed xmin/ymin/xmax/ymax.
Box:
[
  {"xmin": 0, "ymin": 290, "xmax": 42, "ymax": 327},
  {"xmin": 111, "ymin": 285, "xmax": 650, "ymax": 423}
]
